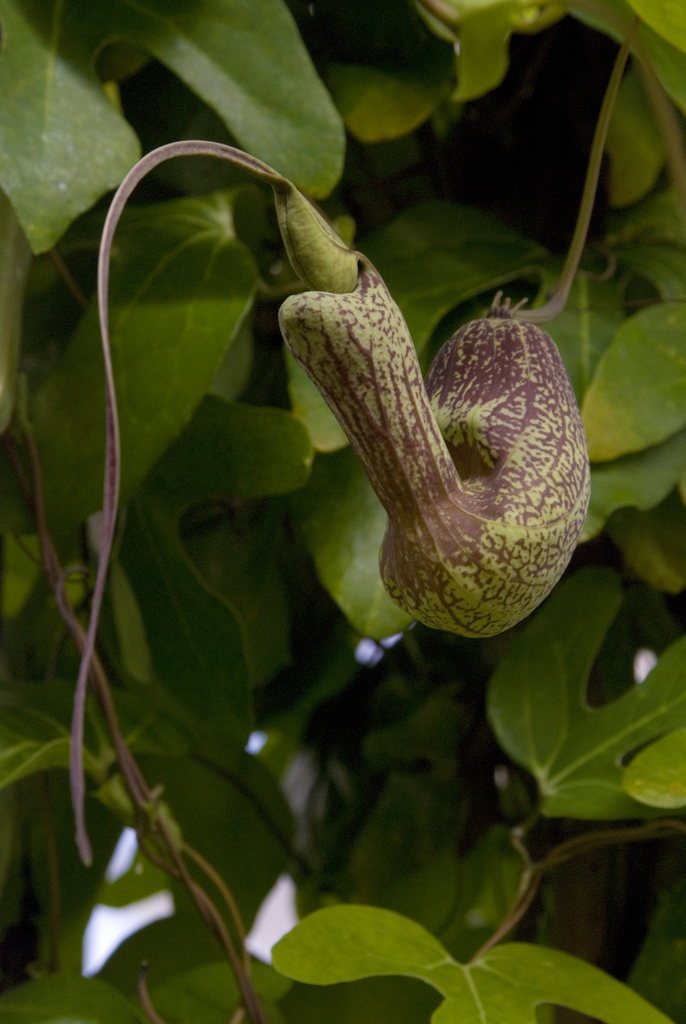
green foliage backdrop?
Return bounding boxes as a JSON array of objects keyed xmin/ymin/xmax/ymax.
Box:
[{"xmin": 2, "ymin": 1, "xmax": 686, "ymax": 1022}]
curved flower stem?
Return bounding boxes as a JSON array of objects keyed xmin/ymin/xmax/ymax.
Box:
[
  {"xmin": 516, "ymin": 17, "xmax": 637, "ymax": 323},
  {"xmin": 75, "ymin": 137, "xmax": 355, "ymax": 868},
  {"xmin": 79, "ymin": 139, "xmax": 279, "ymax": 865}
]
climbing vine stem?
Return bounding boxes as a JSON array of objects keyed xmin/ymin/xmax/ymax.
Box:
[
  {"xmin": 4, "ymin": 429, "xmax": 267, "ymax": 1024},
  {"xmin": 470, "ymin": 817, "xmax": 686, "ymax": 961}
]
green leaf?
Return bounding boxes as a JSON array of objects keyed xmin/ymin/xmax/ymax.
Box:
[
  {"xmin": 125, "ymin": 0, "xmax": 345, "ymax": 198},
  {"xmin": 119, "ymin": 393, "xmax": 312, "ymax": 720},
  {"xmin": 0, "ymin": 187, "xmax": 31, "ymax": 430},
  {"xmin": 1, "ymin": 534, "xmax": 40, "ymax": 619},
  {"xmin": 99, "ymin": 733, "xmax": 293, "ymax": 988},
  {"xmin": 338, "ymin": 772, "xmax": 459, "ymax": 913},
  {"xmin": 285, "ymin": 349, "xmax": 349, "ymax": 453},
  {"xmin": 571, "ymin": 0, "xmax": 686, "ymax": 115},
  {"xmin": 437, "ymin": 825, "xmax": 521, "ymax": 962},
  {"xmin": 327, "ymin": 64, "xmax": 446, "ymax": 143},
  {"xmin": 0, "ymin": 0, "xmax": 141, "ymax": 254},
  {"xmin": 605, "ymin": 63, "xmax": 665, "ymax": 208},
  {"xmin": 583, "ymin": 426, "xmax": 686, "ymax": 541},
  {"xmin": 32, "ymin": 189, "xmax": 258, "ymax": 532},
  {"xmin": 452, "ymin": 3, "xmax": 513, "ymax": 102},
  {"xmin": 290, "ymin": 447, "xmax": 412, "ymax": 639},
  {"xmin": 274, "ymin": 904, "xmax": 450, "ymax": 983},
  {"xmin": 607, "ymin": 489, "xmax": 686, "ymax": 593},
  {"xmin": 582, "ymin": 302, "xmax": 686, "ymax": 462},
  {"xmin": 541, "ymin": 270, "xmax": 623, "ymax": 402},
  {"xmin": 373, "ymin": 847, "xmax": 462, "ymax": 937},
  {"xmin": 26, "ymin": 772, "xmax": 127, "ymax": 972},
  {"xmin": 606, "ymin": 187, "xmax": 686, "ymax": 249},
  {"xmin": 0, "ymin": 721, "xmax": 69, "ymax": 790},
  {"xmin": 151, "ymin": 960, "xmax": 241, "ymax": 1024},
  {"xmin": 447, "ymin": 0, "xmax": 563, "ymax": 103},
  {"xmin": 111, "ymin": 561, "xmax": 153, "ymax": 688},
  {"xmin": 630, "ymin": 876, "xmax": 686, "ymax": 1022},
  {"xmin": 0, "ymin": 0, "xmax": 344, "ymax": 253},
  {"xmin": 182, "ymin": 504, "xmax": 292, "ymax": 688},
  {"xmin": 110, "ymin": 560, "xmax": 154, "ymax": 686},
  {"xmin": 154, "ymin": 395, "xmax": 313, "ymax": 506},
  {"xmin": 0, "ymin": 973, "xmax": 143, "ymax": 1024},
  {"xmin": 133, "ymin": 394, "xmax": 312, "ymax": 688},
  {"xmin": 623, "ymin": 726, "xmax": 686, "ymax": 807},
  {"xmin": 640, "ymin": 21, "xmax": 686, "ymax": 113},
  {"xmin": 362, "ymin": 201, "xmax": 546, "ymax": 355},
  {"xmin": 488, "ymin": 567, "xmax": 686, "ymax": 818},
  {"xmin": 626, "ymin": 0, "xmax": 686, "ymax": 54},
  {"xmin": 0, "ymin": 689, "xmax": 76, "ymax": 790},
  {"xmin": 273, "ymin": 904, "xmax": 674, "ymax": 1023},
  {"xmin": 112, "ymin": 686, "xmax": 195, "ymax": 760},
  {"xmin": 101, "ymin": 749, "xmax": 289, "ymax": 976},
  {"xmin": 280, "ymin": 975, "xmax": 441, "ymax": 1024},
  {"xmin": 0, "ymin": 682, "xmax": 114, "ymax": 796},
  {"xmin": 151, "ymin": 959, "xmax": 291, "ymax": 1024},
  {"xmin": 120, "ymin": 483, "xmax": 252, "ymax": 738},
  {"xmin": 616, "ymin": 244, "xmax": 686, "ymax": 299}
]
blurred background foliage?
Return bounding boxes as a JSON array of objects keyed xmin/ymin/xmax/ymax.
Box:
[{"xmin": 2, "ymin": 0, "xmax": 686, "ymax": 1022}]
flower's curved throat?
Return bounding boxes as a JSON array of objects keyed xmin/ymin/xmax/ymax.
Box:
[{"xmin": 280, "ymin": 259, "xmax": 590, "ymax": 637}]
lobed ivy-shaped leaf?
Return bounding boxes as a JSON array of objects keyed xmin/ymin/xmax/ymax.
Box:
[
  {"xmin": 487, "ymin": 567, "xmax": 686, "ymax": 819},
  {"xmin": 0, "ymin": 0, "xmax": 344, "ymax": 252},
  {"xmin": 272, "ymin": 904, "xmax": 674, "ymax": 1023}
]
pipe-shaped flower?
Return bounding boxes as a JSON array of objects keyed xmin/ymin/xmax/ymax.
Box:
[{"xmin": 279, "ymin": 258, "xmax": 590, "ymax": 637}]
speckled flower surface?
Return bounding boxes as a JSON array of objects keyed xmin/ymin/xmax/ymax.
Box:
[{"xmin": 280, "ymin": 258, "xmax": 590, "ymax": 637}]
